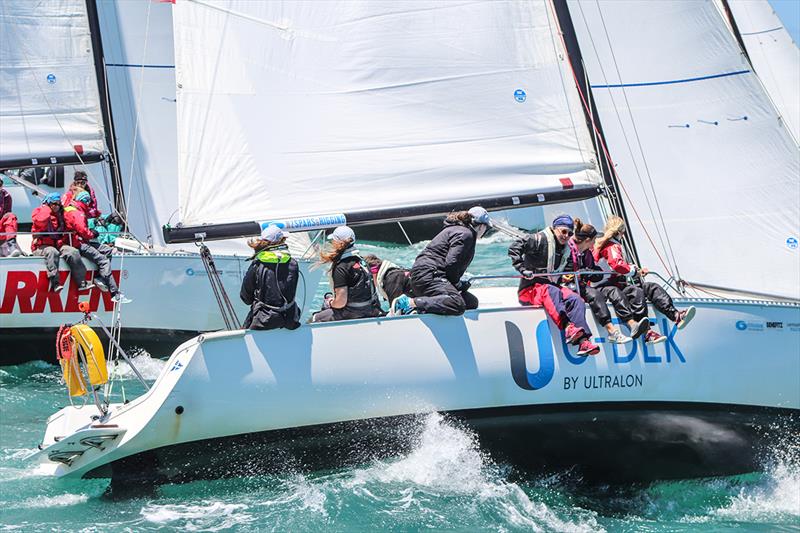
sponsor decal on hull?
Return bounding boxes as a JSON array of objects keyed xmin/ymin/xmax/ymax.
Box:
[
  {"xmin": 0, "ymin": 270, "xmax": 122, "ymax": 314},
  {"xmin": 507, "ymin": 318, "xmax": 685, "ymax": 391}
]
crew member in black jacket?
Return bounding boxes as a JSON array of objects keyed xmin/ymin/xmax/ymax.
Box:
[
  {"xmin": 240, "ymin": 224, "xmax": 301, "ymax": 330},
  {"xmin": 391, "ymin": 206, "xmax": 491, "ymax": 316}
]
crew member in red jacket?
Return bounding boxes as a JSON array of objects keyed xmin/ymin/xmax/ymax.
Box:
[
  {"xmin": 593, "ymin": 216, "xmax": 695, "ymax": 343},
  {"xmin": 62, "ymin": 170, "xmax": 101, "ymax": 219},
  {"xmin": 31, "ymin": 193, "xmax": 88, "ymax": 292},
  {"xmin": 64, "ymin": 191, "xmax": 130, "ymax": 304},
  {"xmin": 0, "ymin": 181, "xmax": 22, "ymax": 257}
]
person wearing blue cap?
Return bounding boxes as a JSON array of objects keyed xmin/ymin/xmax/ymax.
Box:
[
  {"xmin": 240, "ymin": 224, "xmax": 301, "ymax": 330},
  {"xmin": 390, "ymin": 206, "xmax": 491, "ymax": 316},
  {"xmin": 508, "ymin": 213, "xmax": 600, "ymax": 356},
  {"xmin": 30, "ymin": 192, "xmax": 87, "ymax": 293},
  {"xmin": 311, "ymin": 225, "xmax": 383, "ymax": 322}
]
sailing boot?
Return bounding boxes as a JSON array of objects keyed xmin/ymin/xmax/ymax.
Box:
[{"xmin": 674, "ymin": 306, "xmax": 696, "ymax": 330}]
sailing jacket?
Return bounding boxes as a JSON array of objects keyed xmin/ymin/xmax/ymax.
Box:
[
  {"xmin": 31, "ymin": 205, "xmax": 65, "ymax": 250},
  {"xmin": 0, "ymin": 188, "xmax": 11, "ymax": 218},
  {"xmin": 63, "ymin": 202, "xmax": 95, "ymax": 247},
  {"xmin": 240, "ymin": 247, "xmax": 300, "ymax": 330},
  {"xmin": 412, "ymin": 221, "xmax": 477, "ymax": 285},
  {"xmin": 508, "ymin": 227, "xmax": 570, "ymax": 291},
  {"xmin": 62, "ymin": 183, "xmax": 100, "ymax": 219},
  {"xmin": 564, "ymin": 238, "xmax": 604, "ymax": 291},
  {"xmin": 593, "ymin": 239, "xmax": 634, "ymax": 287}
]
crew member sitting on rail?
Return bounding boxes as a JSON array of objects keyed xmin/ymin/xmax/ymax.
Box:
[
  {"xmin": 62, "ymin": 170, "xmax": 101, "ymax": 220},
  {"xmin": 594, "ymin": 216, "xmax": 696, "ymax": 343},
  {"xmin": 565, "ymin": 219, "xmax": 632, "ymax": 345},
  {"xmin": 0, "ymin": 180, "xmax": 22, "ymax": 257},
  {"xmin": 240, "ymin": 224, "xmax": 301, "ymax": 331},
  {"xmin": 64, "ymin": 191, "xmax": 130, "ymax": 304},
  {"xmin": 364, "ymin": 254, "xmax": 413, "ymax": 305},
  {"xmin": 390, "ymin": 206, "xmax": 490, "ymax": 316},
  {"xmin": 312, "ymin": 226, "xmax": 382, "ymax": 322},
  {"xmin": 508, "ymin": 214, "xmax": 600, "ymax": 356},
  {"xmin": 31, "ymin": 193, "xmax": 89, "ymax": 293}
]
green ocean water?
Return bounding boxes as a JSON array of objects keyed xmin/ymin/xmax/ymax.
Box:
[{"xmin": 2, "ymin": 236, "xmax": 799, "ymax": 532}]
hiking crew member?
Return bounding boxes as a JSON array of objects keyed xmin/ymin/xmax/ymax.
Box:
[
  {"xmin": 594, "ymin": 216, "xmax": 696, "ymax": 343},
  {"xmin": 508, "ymin": 214, "xmax": 600, "ymax": 356},
  {"xmin": 312, "ymin": 226, "xmax": 382, "ymax": 322},
  {"xmin": 565, "ymin": 219, "xmax": 632, "ymax": 345},
  {"xmin": 364, "ymin": 254, "xmax": 413, "ymax": 304},
  {"xmin": 240, "ymin": 225, "xmax": 301, "ymax": 331},
  {"xmin": 64, "ymin": 191, "xmax": 130, "ymax": 304},
  {"xmin": 31, "ymin": 193, "xmax": 87, "ymax": 293},
  {"xmin": 391, "ymin": 206, "xmax": 491, "ymax": 316},
  {"xmin": 0, "ymin": 181, "xmax": 22, "ymax": 257},
  {"xmin": 62, "ymin": 170, "xmax": 101, "ymax": 219}
]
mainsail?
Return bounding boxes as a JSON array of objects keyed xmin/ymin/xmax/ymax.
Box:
[
  {"xmin": 568, "ymin": 0, "xmax": 800, "ymax": 300},
  {"xmin": 169, "ymin": 0, "xmax": 602, "ymax": 236},
  {"xmin": 0, "ymin": 0, "xmax": 107, "ymax": 168}
]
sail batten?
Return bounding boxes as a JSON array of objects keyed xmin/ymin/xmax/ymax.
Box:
[
  {"xmin": 0, "ymin": 0, "xmax": 106, "ymax": 168},
  {"xmin": 172, "ymin": 0, "xmax": 601, "ymax": 228}
]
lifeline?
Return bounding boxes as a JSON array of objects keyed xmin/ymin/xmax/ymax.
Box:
[{"xmin": 585, "ymin": 374, "xmax": 643, "ymax": 389}]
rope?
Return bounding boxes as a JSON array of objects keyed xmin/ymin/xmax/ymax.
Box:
[{"xmin": 200, "ymin": 244, "xmax": 240, "ymax": 329}]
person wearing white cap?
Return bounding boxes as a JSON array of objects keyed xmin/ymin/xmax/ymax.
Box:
[
  {"xmin": 311, "ymin": 225, "xmax": 382, "ymax": 322},
  {"xmin": 391, "ymin": 206, "xmax": 491, "ymax": 316},
  {"xmin": 240, "ymin": 224, "xmax": 301, "ymax": 330}
]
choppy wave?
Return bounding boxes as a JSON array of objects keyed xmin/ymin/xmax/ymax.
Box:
[
  {"xmin": 110, "ymin": 351, "xmax": 166, "ymax": 382},
  {"xmin": 141, "ymin": 501, "xmax": 255, "ymax": 531},
  {"xmin": 16, "ymin": 493, "xmax": 89, "ymax": 509}
]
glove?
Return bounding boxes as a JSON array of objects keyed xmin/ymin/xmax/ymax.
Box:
[
  {"xmin": 522, "ymin": 270, "xmax": 535, "ymax": 280},
  {"xmin": 455, "ymin": 277, "xmax": 472, "ymax": 292}
]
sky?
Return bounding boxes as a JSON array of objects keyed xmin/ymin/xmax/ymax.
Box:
[{"xmin": 769, "ymin": 0, "xmax": 800, "ymax": 43}]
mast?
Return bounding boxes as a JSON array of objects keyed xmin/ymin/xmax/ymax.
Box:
[
  {"xmin": 720, "ymin": 0, "xmax": 753, "ymax": 65},
  {"xmin": 163, "ymin": 187, "xmax": 602, "ymax": 244},
  {"xmin": 85, "ymin": 0, "xmax": 126, "ymax": 218},
  {"xmin": 550, "ymin": 0, "xmax": 641, "ymax": 265}
]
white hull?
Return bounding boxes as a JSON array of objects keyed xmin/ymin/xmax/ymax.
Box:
[
  {"xmin": 32, "ymin": 289, "xmax": 800, "ymax": 482},
  {"xmin": 0, "ymin": 253, "xmax": 321, "ymax": 362}
]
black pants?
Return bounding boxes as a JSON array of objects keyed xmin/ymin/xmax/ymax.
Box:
[
  {"xmin": 602, "ymin": 282, "xmax": 677, "ymax": 322},
  {"xmin": 244, "ymin": 302, "xmax": 300, "ymax": 330},
  {"xmin": 410, "ymin": 266, "xmax": 478, "ymax": 316},
  {"xmin": 311, "ymin": 304, "xmax": 381, "ymax": 323},
  {"xmin": 583, "ymin": 286, "xmax": 614, "ymax": 326},
  {"xmin": 78, "ymin": 242, "xmax": 118, "ymax": 294}
]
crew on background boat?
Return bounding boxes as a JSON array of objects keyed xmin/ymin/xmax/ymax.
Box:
[
  {"xmin": 364, "ymin": 254, "xmax": 413, "ymax": 305},
  {"xmin": 62, "ymin": 170, "xmax": 101, "ymax": 219},
  {"xmin": 508, "ymin": 214, "xmax": 600, "ymax": 356},
  {"xmin": 31, "ymin": 193, "xmax": 88, "ymax": 293},
  {"xmin": 565, "ymin": 219, "xmax": 632, "ymax": 345},
  {"xmin": 240, "ymin": 224, "xmax": 301, "ymax": 331},
  {"xmin": 0, "ymin": 180, "xmax": 22, "ymax": 257},
  {"xmin": 312, "ymin": 225, "xmax": 382, "ymax": 322},
  {"xmin": 391, "ymin": 206, "xmax": 490, "ymax": 316},
  {"xmin": 88, "ymin": 213, "xmax": 125, "ymax": 246},
  {"xmin": 594, "ymin": 216, "xmax": 696, "ymax": 343},
  {"xmin": 64, "ymin": 190, "xmax": 130, "ymax": 304}
]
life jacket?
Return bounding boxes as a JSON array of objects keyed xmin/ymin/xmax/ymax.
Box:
[
  {"xmin": 253, "ymin": 247, "xmax": 295, "ymax": 312},
  {"xmin": 593, "ymin": 239, "xmax": 632, "ymax": 286},
  {"xmin": 31, "ymin": 205, "xmax": 63, "ymax": 250},
  {"xmin": 330, "ymin": 248, "xmax": 381, "ymax": 312}
]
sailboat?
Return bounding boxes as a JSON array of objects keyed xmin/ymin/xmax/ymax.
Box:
[
  {"xmin": 0, "ymin": 0, "xmax": 322, "ymax": 363},
  {"xmin": 31, "ymin": 0, "xmax": 799, "ymax": 484}
]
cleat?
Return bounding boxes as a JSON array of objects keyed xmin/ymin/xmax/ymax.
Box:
[
  {"xmin": 675, "ymin": 306, "xmax": 696, "ymax": 330},
  {"xmin": 111, "ymin": 293, "xmax": 132, "ymax": 305},
  {"xmin": 630, "ymin": 317, "xmax": 650, "ymax": 339},
  {"xmin": 577, "ymin": 339, "xmax": 600, "ymax": 356},
  {"xmin": 565, "ymin": 323, "xmax": 586, "ymax": 345},
  {"xmin": 390, "ymin": 294, "xmax": 412, "ymax": 316},
  {"xmin": 644, "ymin": 330, "xmax": 666, "ymax": 344},
  {"xmin": 608, "ymin": 329, "xmax": 632, "ymax": 344},
  {"xmin": 77, "ymin": 281, "xmax": 95, "ymax": 291}
]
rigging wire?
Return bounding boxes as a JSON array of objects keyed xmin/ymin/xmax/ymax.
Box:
[{"xmin": 591, "ymin": 1, "xmax": 683, "ymax": 280}]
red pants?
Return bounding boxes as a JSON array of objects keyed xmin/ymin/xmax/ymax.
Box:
[
  {"xmin": 0, "ymin": 212, "xmax": 17, "ymax": 242},
  {"xmin": 518, "ymin": 283, "xmax": 591, "ymax": 333}
]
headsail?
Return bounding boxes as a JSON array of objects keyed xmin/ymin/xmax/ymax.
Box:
[
  {"xmin": 169, "ymin": 0, "xmax": 602, "ymax": 237},
  {"xmin": 568, "ymin": 0, "xmax": 800, "ymax": 300},
  {"xmin": 0, "ymin": 0, "xmax": 107, "ymax": 168}
]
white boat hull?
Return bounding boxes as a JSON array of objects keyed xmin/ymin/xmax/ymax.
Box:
[
  {"xmin": 32, "ymin": 291, "xmax": 800, "ymax": 482},
  {"xmin": 0, "ymin": 253, "xmax": 321, "ymax": 362}
]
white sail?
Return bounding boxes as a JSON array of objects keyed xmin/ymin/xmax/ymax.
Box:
[
  {"xmin": 727, "ymin": 0, "xmax": 800, "ymax": 143},
  {"xmin": 172, "ymin": 0, "xmax": 601, "ymax": 227},
  {"xmin": 0, "ymin": 0, "xmax": 106, "ymax": 167},
  {"xmin": 568, "ymin": 0, "xmax": 800, "ymax": 300}
]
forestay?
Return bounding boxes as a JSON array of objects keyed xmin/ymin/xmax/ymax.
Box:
[
  {"xmin": 172, "ymin": 0, "xmax": 601, "ymax": 227},
  {"xmin": 568, "ymin": 0, "xmax": 800, "ymax": 300},
  {"xmin": 726, "ymin": 0, "xmax": 800, "ymax": 143},
  {"xmin": 0, "ymin": 0, "xmax": 106, "ymax": 168}
]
